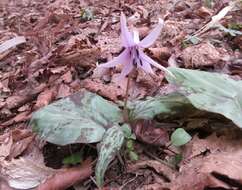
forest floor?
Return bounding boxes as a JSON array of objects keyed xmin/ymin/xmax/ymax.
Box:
[{"xmin": 0, "ymin": 0, "xmax": 242, "ymax": 190}]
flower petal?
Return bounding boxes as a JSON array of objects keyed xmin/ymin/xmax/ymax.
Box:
[
  {"xmin": 120, "ymin": 12, "xmax": 134, "ymax": 47},
  {"xmin": 119, "ymin": 60, "xmax": 134, "ymax": 79},
  {"xmin": 138, "ymin": 18, "xmax": 164, "ymax": 48},
  {"xmin": 139, "ymin": 50, "xmax": 169, "ymax": 73},
  {"xmin": 98, "ymin": 49, "xmax": 130, "ymax": 68},
  {"xmin": 138, "ymin": 50, "xmax": 154, "ymax": 74},
  {"xmin": 140, "ymin": 60, "xmax": 155, "ymax": 74}
]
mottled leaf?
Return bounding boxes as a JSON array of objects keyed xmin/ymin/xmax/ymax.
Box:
[
  {"xmin": 121, "ymin": 124, "xmax": 136, "ymax": 140},
  {"xmin": 167, "ymin": 67, "xmax": 242, "ymax": 128},
  {"xmin": 171, "ymin": 128, "xmax": 192, "ymax": 146},
  {"xmin": 30, "ymin": 90, "xmax": 123, "ymax": 145},
  {"xmin": 128, "ymin": 93, "xmax": 192, "ymax": 121},
  {"xmin": 95, "ymin": 126, "xmax": 124, "ymax": 187}
]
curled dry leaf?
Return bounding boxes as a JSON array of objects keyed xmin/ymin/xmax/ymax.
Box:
[
  {"xmin": 0, "ymin": 129, "xmax": 34, "ymax": 160},
  {"xmin": 37, "ymin": 159, "xmax": 93, "ymax": 190},
  {"xmin": 132, "ymin": 120, "xmax": 169, "ymax": 146},
  {"xmin": 35, "ymin": 88, "xmax": 55, "ymax": 109},
  {"xmin": 81, "ymin": 78, "xmax": 124, "ymax": 101},
  {"xmin": 1, "ymin": 158, "xmax": 92, "ymax": 190},
  {"xmin": 1, "ymin": 111, "xmax": 31, "ymax": 126},
  {"xmin": 56, "ymin": 83, "xmax": 71, "ymax": 98},
  {"xmin": 1, "ymin": 158, "xmax": 56, "ymax": 189},
  {"xmin": 167, "ymin": 134, "xmax": 242, "ymax": 190},
  {"xmin": 181, "ymin": 42, "xmax": 221, "ymax": 68},
  {"xmin": 0, "ymin": 36, "xmax": 26, "ymax": 54},
  {"xmin": 127, "ymin": 160, "xmax": 175, "ymax": 182}
]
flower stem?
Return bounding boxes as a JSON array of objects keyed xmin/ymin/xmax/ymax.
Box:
[{"xmin": 123, "ymin": 74, "xmax": 131, "ymax": 122}]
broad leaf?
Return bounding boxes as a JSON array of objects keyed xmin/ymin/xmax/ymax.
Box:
[
  {"xmin": 167, "ymin": 67, "xmax": 242, "ymax": 128},
  {"xmin": 128, "ymin": 93, "xmax": 192, "ymax": 121},
  {"xmin": 171, "ymin": 128, "xmax": 192, "ymax": 146},
  {"xmin": 95, "ymin": 126, "xmax": 124, "ymax": 187},
  {"xmin": 30, "ymin": 90, "xmax": 123, "ymax": 145}
]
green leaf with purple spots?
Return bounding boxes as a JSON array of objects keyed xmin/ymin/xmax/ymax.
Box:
[
  {"xmin": 95, "ymin": 126, "xmax": 124, "ymax": 187},
  {"xmin": 30, "ymin": 90, "xmax": 123, "ymax": 145}
]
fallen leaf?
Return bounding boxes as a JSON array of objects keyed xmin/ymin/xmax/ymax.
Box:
[
  {"xmin": 50, "ymin": 66, "xmax": 67, "ymax": 74},
  {"xmin": 35, "ymin": 88, "xmax": 55, "ymax": 109},
  {"xmin": 0, "ymin": 129, "xmax": 34, "ymax": 160},
  {"xmin": 1, "ymin": 111, "xmax": 31, "ymax": 126},
  {"xmin": 37, "ymin": 159, "xmax": 93, "ymax": 190},
  {"xmin": 127, "ymin": 160, "xmax": 175, "ymax": 181},
  {"xmin": 1, "ymin": 158, "xmax": 56, "ymax": 189},
  {"xmin": 61, "ymin": 71, "xmax": 73, "ymax": 83},
  {"xmin": 57, "ymin": 83, "xmax": 71, "ymax": 98},
  {"xmin": 132, "ymin": 120, "xmax": 169, "ymax": 146},
  {"xmin": 181, "ymin": 42, "xmax": 221, "ymax": 68},
  {"xmin": 148, "ymin": 47, "xmax": 171, "ymax": 61},
  {"xmin": 0, "ymin": 133, "xmax": 13, "ymax": 161},
  {"xmin": 168, "ymin": 134, "xmax": 242, "ymax": 190},
  {"xmin": 0, "ymin": 36, "xmax": 26, "ymax": 54},
  {"xmin": 81, "ymin": 79, "xmax": 124, "ymax": 101}
]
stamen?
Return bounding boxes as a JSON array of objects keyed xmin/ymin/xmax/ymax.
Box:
[
  {"xmin": 132, "ymin": 58, "xmax": 137, "ymax": 67},
  {"xmin": 139, "ymin": 59, "xmax": 143, "ymax": 66}
]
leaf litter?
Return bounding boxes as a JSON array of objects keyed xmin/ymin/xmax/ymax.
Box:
[{"xmin": 1, "ymin": 0, "xmax": 242, "ymax": 189}]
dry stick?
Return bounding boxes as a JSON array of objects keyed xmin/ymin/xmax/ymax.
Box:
[{"xmin": 123, "ymin": 74, "xmax": 131, "ymax": 122}]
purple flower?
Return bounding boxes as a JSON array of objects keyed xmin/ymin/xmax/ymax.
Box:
[{"xmin": 98, "ymin": 12, "xmax": 170, "ymax": 79}]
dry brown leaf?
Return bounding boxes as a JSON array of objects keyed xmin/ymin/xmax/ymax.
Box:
[
  {"xmin": 195, "ymin": 6, "xmax": 213, "ymax": 18},
  {"xmin": 9, "ymin": 135, "xmax": 34, "ymax": 159},
  {"xmin": 35, "ymin": 88, "xmax": 55, "ymax": 109},
  {"xmin": 181, "ymin": 42, "xmax": 221, "ymax": 68},
  {"xmin": 148, "ymin": 47, "xmax": 171, "ymax": 61},
  {"xmin": 58, "ymin": 48, "xmax": 101, "ymax": 68},
  {"xmin": 81, "ymin": 78, "xmax": 124, "ymax": 101},
  {"xmin": 50, "ymin": 66, "xmax": 67, "ymax": 74},
  {"xmin": 4, "ymin": 84, "xmax": 46, "ymax": 110},
  {"xmin": 1, "ymin": 111, "xmax": 31, "ymax": 126},
  {"xmin": 0, "ymin": 133, "xmax": 13, "ymax": 161},
  {"xmin": 0, "ymin": 129, "xmax": 34, "ymax": 160},
  {"xmin": 0, "ymin": 179, "xmax": 14, "ymax": 190},
  {"xmin": 127, "ymin": 160, "xmax": 175, "ymax": 181},
  {"xmin": 167, "ymin": 133, "xmax": 242, "ymax": 190},
  {"xmin": 1, "ymin": 158, "xmax": 56, "ymax": 189},
  {"xmin": 37, "ymin": 159, "xmax": 93, "ymax": 190},
  {"xmin": 136, "ymin": 183, "xmax": 164, "ymax": 190},
  {"xmin": 132, "ymin": 120, "xmax": 169, "ymax": 146},
  {"xmin": 57, "ymin": 83, "xmax": 71, "ymax": 98},
  {"xmin": 61, "ymin": 71, "xmax": 73, "ymax": 83}
]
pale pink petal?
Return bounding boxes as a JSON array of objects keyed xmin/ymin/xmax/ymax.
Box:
[
  {"xmin": 120, "ymin": 12, "xmax": 134, "ymax": 47},
  {"xmin": 119, "ymin": 60, "xmax": 134, "ymax": 79},
  {"xmin": 98, "ymin": 49, "xmax": 129, "ymax": 68},
  {"xmin": 137, "ymin": 50, "xmax": 154, "ymax": 74},
  {"xmin": 139, "ymin": 50, "xmax": 168, "ymax": 73},
  {"xmin": 140, "ymin": 60, "xmax": 155, "ymax": 74},
  {"xmin": 138, "ymin": 19, "xmax": 164, "ymax": 48}
]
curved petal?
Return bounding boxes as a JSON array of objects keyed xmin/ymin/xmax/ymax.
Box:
[
  {"xmin": 139, "ymin": 50, "xmax": 170, "ymax": 73},
  {"xmin": 98, "ymin": 49, "xmax": 130, "ymax": 68},
  {"xmin": 119, "ymin": 60, "xmax": 134, "ymax": 79},
  {"xmin": 120, "ymin": 12, "xmax": 134, "ymax": 47},
  {"xmin": 140, "ymin": 60, "xmax": 155, "ymax": 74},
  {"xmin": 138, "ymin": 18, "xmax": 164, "ymax": 48},
  {"xmin": 138, "ymin": 50, "xmax": 154, "ymax": 74}
]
